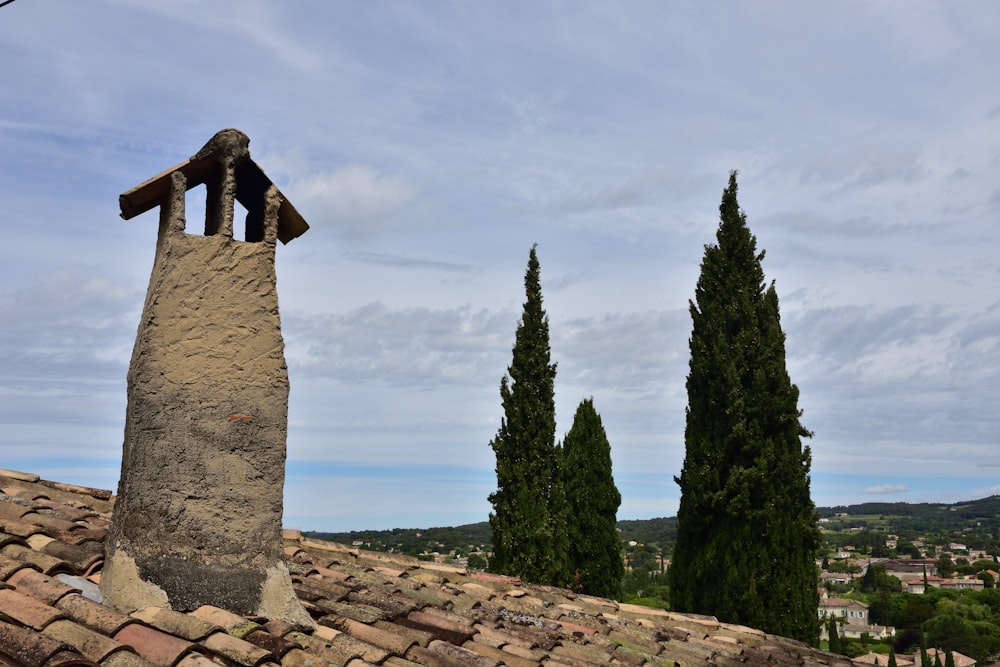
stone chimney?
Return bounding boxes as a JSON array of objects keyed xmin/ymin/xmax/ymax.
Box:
[{"xmin": 101, "ymin": 129, "xmax": 312, "ymax": 626}]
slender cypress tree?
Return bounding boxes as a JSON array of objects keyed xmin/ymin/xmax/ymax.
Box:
[
  {"xmin": 488, "ymin": 245, "xmax": 569, "ymax": 586},
  {"xmin": 826, "ymin": 617, "xmax": 841, "ymax": 654},
  {"xmin": 562, "ymin": 397, "xmax": 624, "ymax": 599},
  {"xmin": 670, "ymin": 172, "xmax": 821, "ymax": 643}
]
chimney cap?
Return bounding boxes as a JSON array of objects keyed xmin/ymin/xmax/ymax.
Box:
[{"xmin": 119, "ymin": 128, "xmax": 309, "ymax": 245}]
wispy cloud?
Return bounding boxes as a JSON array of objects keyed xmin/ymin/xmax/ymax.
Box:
[
  {"xmin": 864, "ymin": 484, "xmax": 910, "ymax": 495},
  {"xmin": 344, "ymin": 252, "xmax": 475, "ymax": 273}
]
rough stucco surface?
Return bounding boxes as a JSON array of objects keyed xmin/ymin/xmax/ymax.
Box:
[{"xmin": 102, "ymin": 131, "xmax": 311, "ymax": 626}]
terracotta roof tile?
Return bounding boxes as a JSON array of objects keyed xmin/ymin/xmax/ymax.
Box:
[
  {"xmin": 7, "ymin": 568, "xmax": 80, "ymax": 604},
  {"xmin": 0, "ymin": 587, "xmax": 65, "ymax": 630},
  {"xmin": 55, "ymin": 593, "xmax": 132, "ymax": 636},
  {"xmin": 407, "ymin": 638, "xmax": 500, "ymax": 667},
  {"xmin": 308, "ymin": 598, "xmax": 375, "ymax": 623},
  {"xmin": 462, "ymin": 640, "xmax": 540, "ymax": 667},
  {"xmin": 329, "ymin": 628, "xmax": 392, "ymax": 664},
  {"xmin": 291, "ymin": 579, "xmax": 352, "ymax": 605},
  {"xmin": 174, "ymin": 653, "xmax": 218, "ymax": 667},
  {"xmin": 325, "ymin": 615, "xmax": 416, "ymax": 655},
  {"xmin": 189, "ymin": 605, "xmax": 261, "ymax": 638},
  {"xmin": 278, "ymin": 647, "xmax": 337, "ymax": 667},
  {"xmin": 468, "ymin": 627, "xmax": 505, "ymax": 650},
  {"xmin": 397, "ymin": 609, "xmax": 474, "ymax": 645},
  {"xmin": 19, "ymin": 512, "xmax": 81, "ymax": 535},
  {"xmin": 0, "ymin": 500, "xmax": 35, "ymax": 522},
  {"xmin": 243, "ymin": 629, "xmax": 298, "ymax": 658},
  {"xmin": 101, "ymin": 649, "xmax": 158, "ymax": 667},
  {"xmin": 350, "ymin": 587, "xmax": 421, "ymax": 618},
  {"xmin": 0, "ymin": 520, "xmax": 45, "ymax": 539},
  {"xmin": 33, "ymin": 479, "xmax": 112, "ymax": 503},
  {"xmin": 285, "ymin": 630, "xmax": 364, "ymax": 666},
  {"xmin": 37, "ymin": 539, "xmax": 103, "ymax": 572},
  {"xmin": 41, "ymin": 618, "xmax": 129, "ymax": 662},
  {"xmin": 552, "ymin": 618, "xmax": 602, "ymax": 637},
  {"xmin": 498, "ymin": 641, "xmax": 547, "ymax": 662},
  {"xmin": 0, "ymin": 618, "xmax": 80, "ymax": 667},
  {"xmin": 309, "ymin": 566, "xmax": 352, "ymax": 582},
  {"xmin": 2, "ymin": 544, "xmax": 71, "ymax": 577},
  {"xmin": 551, "ymin": 641, "xmax": 614, "ymax": 667},
  {"xmin": 201, "ymin": 630, "xmax": 275, "ymax": 666},
  {"xmin": 378, "ymin": 619, "xmax": 435, "ymax": 649},
  {"xmin": 113, "ymin": 622, "xmax": 196, "ymax": 666},
  {"xmin": 30, "ymin": 501, "xmax": 96, "ymax": 523},
  {"xmin": 131, "ymin": 608, "xmax": 218, "ymax": 642},
  {"xmin": 383, "ymin": 657, "xmax": 426, "ymax": 667}
]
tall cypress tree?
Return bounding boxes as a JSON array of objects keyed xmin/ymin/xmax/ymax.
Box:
[
  {"xmin": 670, "ymin": 172, "xmax": 821, "ymax": 643},
  {"xmin": 562, "ymin": 397, "xmax": 623, "ymax": 599},
  {"xmin": 488, "ymin": 244, "xmax": 569, "ymax": 586},
  {"xmin": 826, "ymin": 617, "xmax": 841, "ymax": 654}
]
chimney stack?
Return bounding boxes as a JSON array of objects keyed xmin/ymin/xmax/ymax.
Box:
[{"xmin": 101, "ymin": 129, "xmax": 312, "ymax": 626}]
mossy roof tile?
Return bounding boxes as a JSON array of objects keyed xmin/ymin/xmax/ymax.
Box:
[{"xmin": 41, "ymin": 618, "xmax": 128, "ymax": 662}]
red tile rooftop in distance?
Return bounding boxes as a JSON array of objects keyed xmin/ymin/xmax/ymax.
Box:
[{"xmin": 2, "ymin": 466, "xmax": 862, "ymax": 667}]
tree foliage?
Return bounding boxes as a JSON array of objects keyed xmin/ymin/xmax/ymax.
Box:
[
  {"xmin": 488, "ymin": 245, "xmax": 569, "ymax": 586},
  {"xmin": 563, "ymin": 397, "xmax": 624, "ymax": 599},
  {"xmin": 827, "ymin": 617, "xmax": 842, "ymax": 654},
  {"xmin": 670, "ymin": 172, "xmax": 821, "ymax": 643}
]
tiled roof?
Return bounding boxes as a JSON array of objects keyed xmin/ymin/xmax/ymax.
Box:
[{"xmin": 0, "ymin": 467, "xmax": 862, "ymax": 667}]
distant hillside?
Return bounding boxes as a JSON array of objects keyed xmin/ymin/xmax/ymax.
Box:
[{"xmin": 305, "ymin": 495, "xmax": 1000, "ymax": 557}]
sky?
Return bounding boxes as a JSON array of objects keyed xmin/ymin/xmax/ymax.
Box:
[{"xmin": 1, "ymin": 1, "xmax": 998, "ymax": 532}]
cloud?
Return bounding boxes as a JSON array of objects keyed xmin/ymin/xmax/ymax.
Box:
[
  {"xmin": 344, "ymin": 252, "xmax": 475, "ymax": 273},
  {"xmin": 555, "ymin": 310, "xmax": 688, "ymax": 396},
  {"xmin": 284, "ymin": 302, "xmax": 513, "ymax": 388},
  {"xmin": 798, "ymin": 144, "xmax": 925, "ymax": 194},
  {"xmin": 864, "ymin": 484, "xmax": 910, "ymax": 495},
  {"xmin": 970, "ymin": 484, "xmax": 1000, "ymax": 498},
  {"xmin": 288, "ymin": 165, "xmax": 420, "ymax": 239}
]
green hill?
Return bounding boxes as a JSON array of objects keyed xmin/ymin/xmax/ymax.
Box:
[{"xmin": 305, "ymin": 495, "xmax": 1000, "ymax": 558}]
